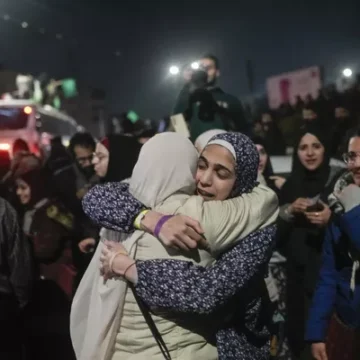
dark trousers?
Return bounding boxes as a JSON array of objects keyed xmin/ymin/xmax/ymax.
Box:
[
  {"xmin": 23, "ymin": 280, "xmax": 75, "ymax": 360},
  {"xmin": 0, "ymin": 294, "xmax": 24, "ymax": 360}
]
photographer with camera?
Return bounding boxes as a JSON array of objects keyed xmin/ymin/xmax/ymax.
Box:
[{"xmin": 173, "ymin": 54, "xmax": 249, "ymax": 141}]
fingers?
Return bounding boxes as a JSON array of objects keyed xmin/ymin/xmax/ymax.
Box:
[
  {"xmin": 320, "ymin": 349, "xmax": 328, "ymax": 360},
  {"xmin": 185, "ymin": 227, "xmax": 204, "ymax": 245},
  {"xmin": 183, "ymin": 216, "xmax": 204, "ymax": 234},
  {"xmin": 173, "ymin": 239, "xmax": 190, "ymax": 252}
]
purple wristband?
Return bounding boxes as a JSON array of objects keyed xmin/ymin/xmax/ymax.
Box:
[{"xmin": 154, "ymin": 215, "xmax": 173, "ymax": 238}]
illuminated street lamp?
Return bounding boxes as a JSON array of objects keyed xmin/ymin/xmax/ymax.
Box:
[
  {"xmin": 191, "ymin": 61, "xmax": 199, "ymax": 70},
  {"xmin": 342, "ymin": 68, "xmax": 353, "ymax": 78},
  {"xmin": 169, "ymin": 65, "xmax": 180, "ymax": 76}
]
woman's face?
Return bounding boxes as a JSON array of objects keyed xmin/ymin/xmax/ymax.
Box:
[
  {"xmin": 297, "ymin": 133, "xmax": 325, "ymax": 171},
  {"xmin": 16, "ymin": 179, "xmax": 31, "ymax": 205},
  {"xmin": 196, "ymin": 144, "xmax": 236, "ymax": 201},
  {"xmin": 92, "ymin": 143, "xmax": 109, "ymax": 178},
  {"xmin": 256, "ymin": 144, "xmax": 268, "ymax": 174}
]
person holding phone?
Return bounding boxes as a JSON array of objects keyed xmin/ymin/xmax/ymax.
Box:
[{"xmin": 277, "ymin": 124, "xmax": 343, "ymax": 358}]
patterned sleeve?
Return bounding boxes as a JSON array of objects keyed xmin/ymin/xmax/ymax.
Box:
[
  {"xmin": 134, "ymin": 225, "xmax": 276, "ymax": 315},
  {"xmin": 82, "ymin": 182, "xmax": 145, "ymax": 233}
]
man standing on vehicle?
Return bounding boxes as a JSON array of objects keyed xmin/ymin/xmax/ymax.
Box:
[{"xmin": 173, "ymin": 54, "xmax": 249, "ymax": 141}]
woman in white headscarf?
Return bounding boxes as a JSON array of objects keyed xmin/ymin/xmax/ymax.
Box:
[
  {"xmin": 72, "ymin": 133, "xmax": 278, "ymax": 360},
  {"xmin": 194, "ymin": 128, "xmax": 226, "ymax": 152}
]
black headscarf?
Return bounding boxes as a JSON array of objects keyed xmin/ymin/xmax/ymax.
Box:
[
  {"xmin": 279, "ymin": 123, "xmax": 331, "ymax": 205},
  {"xmin": 252, "ymin": 136, "xmax": 274, "ymax": 180},
  {"xmin": 103, "ymin": 135, "xmax": 142, "ymax": 183}
]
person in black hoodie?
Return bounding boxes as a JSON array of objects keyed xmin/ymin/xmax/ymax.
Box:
[
  {"xmin": 277, "ymin": 124, "xmax": 343, "ymax": 359},
  {"xmin": 78, "ymin": 134, "xmax": 143, "ymax": 254},
  {"xmin": 93, "ymin": 134, "xmax": 142, "ymax": 183},
  {"xmin": 260, "ymin": 112, "xmax": 286, "ymax": 155},
  {"xmin": 252, "ymin": 136, "xmax": 286, "ymax": 195}
]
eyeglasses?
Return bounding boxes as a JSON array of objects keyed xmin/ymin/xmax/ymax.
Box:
[
  {"xmin": 342, "ymin": 151, "xmax": 360, "ymax": 164},
  {"xmin": 76, "ymin": 155, "xmax": 93, "ymax": 165}
]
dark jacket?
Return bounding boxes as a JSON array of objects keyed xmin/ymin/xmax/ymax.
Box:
[
  {"xmin": 0, "ymin": 198, "xmax": 33, "ymax": 308},
  {"xmin": 305, "ymin": 205, "xmax": 360, "ymax": 341},
  {"xmin": 173, "ymin": 84, "xmax": 249, "ymax": 141}
]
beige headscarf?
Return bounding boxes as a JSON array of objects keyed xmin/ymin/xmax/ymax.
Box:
[
  {"xmin": 71, "ymin": 132, "xmax": 199, "ymax": 360},
  {"xmin": 130, "ymin": 132, "xmax": 198, "ymax": 208},
  {"xmin": 194, "ymin": 129, "xmax": 227, "ymax": 153}
]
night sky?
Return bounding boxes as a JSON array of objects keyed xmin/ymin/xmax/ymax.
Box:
[{"xmin": 0, "ymin": 0, "xmax": 359, "ymax": 123}]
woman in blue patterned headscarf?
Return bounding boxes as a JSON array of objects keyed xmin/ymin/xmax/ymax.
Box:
[{"xmin": 83, "ymin": 132, "xmax": 278, "ymax": 360}]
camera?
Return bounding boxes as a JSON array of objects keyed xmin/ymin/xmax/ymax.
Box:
[{"xmin": 190, "ymin": 65, "xmax": 209, "ymax": 88}]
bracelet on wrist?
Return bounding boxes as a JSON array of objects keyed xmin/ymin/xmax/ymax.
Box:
[
  {"xmin": 154, "ymin": 215, "xmax": 173, "ymax": 238},
  {"xmin": 109, "ymin": 250, "xmax": 128, "ymax": 274},
  {"xmin": 124, "ymin": 261, "xmax": 136, "ymax": 280},
  {"xmin": 133, "ymin": 209, "xmax": 150, "ymax": 230}
]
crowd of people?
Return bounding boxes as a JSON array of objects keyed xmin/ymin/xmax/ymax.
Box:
[{"xmin": 0, "ymin": 53, "xmax": 359, "ymax": 360}]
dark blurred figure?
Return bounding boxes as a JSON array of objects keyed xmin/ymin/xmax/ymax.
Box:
[
  {"xmin": 294, "ymin": 95, "xmax": 305, "ymax": 112},
  {"xmin": 108, "ymin": 112, "xmax": 157, "ymax": 144},
  {"xmin": 277, "ymin": 101, "xmax": 294, "ymax": 118},
  {"xmin": 0, "ymin": 198, "xmax": 33, "ymax": 360},
  {"xmin": 304, "ymin": 94, "xmax": 314, "ymax": 106},
  {"xmin": 132, "ymin": 118, "xmax": 158, "ymax": 144},
  {"xmin": 44, "ymin": 137, "xmax": 79, "ymax": 215},
  {"xmin": 261, "ymin": 111, "xmax": 286, "ymax": 155},
  {"xmin": 68, "ymin": 132, "xmax": 99, "ymax": 200},
  {"xmin": 302, "ymin": 103, "xmax": 319, "ymax": 123},
  {"xmin": 0, "ymin": 150, "xmax": 11, "ymax": 185},
  {"xmin": 15, "ymin": 167, "xmax": 76, "ymax": 360},
  {"xmin": 331, "ymin": 95, "xmax": 358, "ymax": 158},
  {"xmin": 252, "ymin": 120, "xmax": 265, "ymax": 138},
  {"xmin": 68, "ymin": 133, "xmax": 100, "ymax": 288}
]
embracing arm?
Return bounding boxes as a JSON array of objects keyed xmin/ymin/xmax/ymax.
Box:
[
  {"xmin": 180, "ymin": 184, "xmax": 278, "ymax": 254},
  {"xmin": 132, "ymin": 225, "xmax": 276, "ymax": 315},
  {"xmin": 82, "ymin": 182, "xmax": 145, "ymax": 233}
]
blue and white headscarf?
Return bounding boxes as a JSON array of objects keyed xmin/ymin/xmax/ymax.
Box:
[{"xmin": 206, "ymin": 132, "xmax": 259, "ymax": 197}]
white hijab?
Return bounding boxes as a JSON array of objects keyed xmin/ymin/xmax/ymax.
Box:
[
  {"xmin": 194, "ymin": 129, "xmax": 227, "ymax": 153},
  {"xmin": 71, "ymin": 132, "xmax": 199, "ymax": 360},
  {"xmin": 130, "ymin": 132, "xmax": 198, "ymax": 208}
]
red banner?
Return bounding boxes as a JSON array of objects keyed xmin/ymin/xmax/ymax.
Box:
[{"xmin": 266, "ymin": 66, "xmax": 322, "ymax": 109}]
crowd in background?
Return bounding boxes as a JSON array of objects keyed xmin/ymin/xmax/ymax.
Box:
[
  {"xmin": 252, "ymin": 80, "xmax": 360, "ymax": 159},
  {"xmin": 0, "ymin": 53, "xmax": 360, "ymax": 360}
]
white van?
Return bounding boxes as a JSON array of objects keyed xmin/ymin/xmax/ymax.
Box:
[{"xmin": 0, "ymin": 99, "xmax": 81, "ymax": 156}]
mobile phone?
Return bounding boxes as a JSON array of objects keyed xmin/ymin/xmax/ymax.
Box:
[{"xmin": 306, "ymin": 202, "xmax": 324, "ymax": 212}]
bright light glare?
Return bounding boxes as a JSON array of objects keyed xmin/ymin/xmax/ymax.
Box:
[
  {"xmin": 0, "ymin": 143, "xmax": 10, "ymax": 151},
  {"xmin": 191, "ymin": 62, "xmax": 199, "ymax": 70},
  {"xmin": 24, "ymin": 106, "xmax": 33, "ymax": 115},
  {"xmin": 343, "ymin": 68, "xmax": 353, "ymax": 78},
  {"xmin": 169, "ymin": 66, "xmax": 180, "ymax": 75}
]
